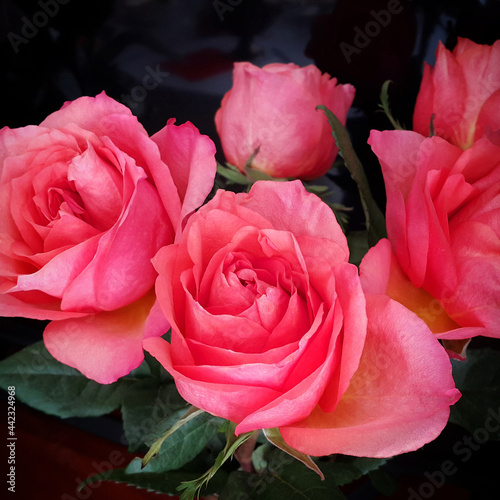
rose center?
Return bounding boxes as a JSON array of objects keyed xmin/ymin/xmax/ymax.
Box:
[
  {"xmin": 235, "ymin": 268, "xmax": 259, "ymax": 293},
  {"xmin": 49, "ymin": 187, "xmax": 84, "ymax": 215},
  {"xmin": 37, "ymin": 181, "xmax": 88, "ymax": 226}
]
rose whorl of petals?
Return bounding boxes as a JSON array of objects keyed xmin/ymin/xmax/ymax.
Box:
[
  {"xmin": 145, "ymin": 180, "xmax": 459, "ymax": 457},
  {"xmin": 363, "ymin": 129, "xmax": 500, "ymax": 355},
  {"xmin": 0, "ymin": 92, "xmax": 216, "ymax": 383}
]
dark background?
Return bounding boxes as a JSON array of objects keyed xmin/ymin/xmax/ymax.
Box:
[{"xmin": 1, "ymin": 0, "xmax": 500, "ymax": 498}]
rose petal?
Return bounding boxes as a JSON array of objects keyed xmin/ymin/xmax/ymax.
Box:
[
  {"xmin": 142, "ymin": 298, "xmax": 171, "ymax": 340},
  {"xmin": 476, "ymin": 89, "xmax": 500, "ymax": 140},
  {"xmin": 14, "ymin": 236, "xmax": 100, "ymax": 299},
  {"xmin": 279, "ymin": 295, "xmax": 460, "ymax": 457},
  {"xmin": 0, "ymin": 289, "xmax": 85, "ymax": 320},
  {"xmin": 143, "ymin": 336, "xmax": 283, "ymax": 423},
  {"xmin": 61, "ymin": 177, "xmax": 170, "ymax": 312},
  {"xmin": 317, "ymin": 264, "xmax": 367, "ymax": 413},
  {"xmin": 185, "ymin": 336, "xmax": 299, "ymax": 367},
  {"xmin": 67, "ymin": 141, "xmax": 123, "ymax": 231},
  {"xmin": 235, "ymin": 305, "xmax": 340, "ymax": 433},
  {"xmin": 242, "ymin": 181, "xmax": 348, "ymax": 257},
  {"xmin": 40, "ymin": 92, "xmax": 130, "ymax": 130},
  {"xmin": 360, "ymin": 239, "xmax": 469, "ymax": 336},
  {"xmin": 152, "ymin": 119, "xmax": 216, "ymax": 231},
  {"xmin": 44, "ymin": 290, "xmax": 159, "ymax": 383},
  {"xmin": 215, "ymin": 62, "xmax": 354, "ymax": 179},
  {"xmin": 42, "ymin": 93, "xmax": 184, "ymax": 229},
  {"xmin": 412, "ymin": 63, "xmax": 435, "ymax": 137},
  {"xmin": 428, "ymin": 42, "xmax": 468, "ymax": 145},
  {"xmin": 368, "ymin": 131, "xmax": 463, "ymax": 286},
  {"xmin": 447, "ymin": 221, "xmax": 500, "ymax": 336}
]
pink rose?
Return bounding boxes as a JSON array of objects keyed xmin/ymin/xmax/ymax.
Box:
[
  {"xmin": 364, "ymin": 129, "xmax": 500, "ymax": 348},
  {"xmin": 215, "ymin": 62, "xmax": 355, "ymax": 180},
  {"xmin": 0, "ymin": 92, "xmax": 216, "ymax": 383},
  {"xmin": 144, "ymin": 180, "xmax": 459, "ymax": 457},
  {"xmin": 413, "ymin": 38, "xmax": 500, "ymax": 149}
]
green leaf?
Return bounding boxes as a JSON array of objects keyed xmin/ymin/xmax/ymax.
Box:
[
  {"xmin": 347, "ymin": 230, "xmax": 370, "ymax": 266},
  {"xmin": 142, "ymin": 409, "xmax": 225, "ymax": 473},
  {"xmin": 217, "ymin": 162, "xmax": 252, "ymax": 185},
  {"xmin": 302, "ymin": 184, "xmax": 330, "ymax": 195},
  {"xmin": 143, "ymin": 345, "xmax": 168, "ymax": 378},
  {"xmin": 217, "ymin": 151, "xmax": 290, "ymax": 187},
  {"xmin": 263, "ymin": 428, "xmax": 324, "ymax": 480},
  {"xmin": 429, "ymin": 113, "xmax": 436, "ymax": 137},
  {"xmin": 222, "ymin": 450, "xmax": 386, "ymax": 500},
  {"xmin": 0, "ymin": 341, "xmax": 142, "ymax": 418},
  {"xmin": 80, "ymin": 459, "xmax": 194, "ymax": 496},
  {"xmin": 450, "ymin": 348, "xmax": 500, "ymax": 440},
  {"xmin": 252, "ymin": 441, "xmax": 269, "ymax": 473},
  {"xmin": 121, "ymin": 381, "xmax": 186, "ymax": 452},
  {"xmin": 178, "ymin": 421, "xmax": 255, "ymax": 500},
  {"xmin": 222, "ymin": 447, "xmax": 345, "ymax": 500},
  {"xmin": 80, "ymin": 457, "xmax": 228, "ymax": 497},
  {"xmin": 244, "ymin": 146, "xmax": 261, "ymax": 172},
  {"xmin": 242, "ymin": 147, "xmax": 290, "ymax": 183},
  {"xmin": 244, "ymin": 166, "xmax": 289, "ymax": 184},
  {"xmin": 320, "ymin": 455, "xmax": 386, "ymax": 486},
  {"xmin": 328, "ymin": 202, "xmax": 352, "ymax": 232},
  {"xmin": 378, "ymin": 80, "xmax": 404, "ymax": 130},
  {"xmin": 142, "ymin": 406, "xmax": 203, "ymax": 467},
  {"xmin": 301, "ymin": 181, "xmax": 352, "ymax": 231},
  {"xmin": 316, "ymin": 105, "xmax": 386, "ymax": 246}
]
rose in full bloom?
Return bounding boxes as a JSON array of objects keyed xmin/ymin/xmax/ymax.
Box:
[
  {"xmin": 214, "ymin": 62, "xmax": 355, "ymax": 180},
  {"xmin": 363, "ymin": 129, "xmax": 500, "ymax": 354},
  {"xmin": 0, "ymin": 92, "xmax": 216, "ymax": 383},
  {"xmin": 413, "ymin": 38, "xmax": 500, "ymax": 149},
  {"xmin": 144, "ymin": 180, "xmax": 459, "ymax": 457}
]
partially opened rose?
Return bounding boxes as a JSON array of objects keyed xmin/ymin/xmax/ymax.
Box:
[
  {"xmin": 144, "ymin": 180, "xmax": 459, "ymax": 457},
  {"xmin": 413, "ymin": 38, "xmax": 500, "ymax": 149},
  {"xmin": 215, "ymin": 62, "xmax": 355, "ymax": 180},
  {"xmin": 364, "ymin": 129, "xmax": 500, "ymax": 352},
  {"xmin": 0, "ymin": 92, "xmax": 216, "ymax": 383}
]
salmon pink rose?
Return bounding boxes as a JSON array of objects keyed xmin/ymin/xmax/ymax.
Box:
[
  {"xmin": 215, "ymin": 62, "xmax": 355, "ymax": 180},
  {"xmin": 413, "ymin": 38, "xmax": 500, "ymax": 149},
  {"xmin": 145, "ymin": 180, "xmax": 459, "ymax": 457},
  {"xmin": 0, "ymin": 92, "xmax": 216, "ymax": 383},
  {"xmin": 364, "ymin": 129, "xmax": 500, "ymax": 351}
]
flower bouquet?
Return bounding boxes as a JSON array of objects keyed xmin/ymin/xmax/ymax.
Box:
[{"xmin": 1, "ymin": 30, "xmax": 499, "ymax": 500}]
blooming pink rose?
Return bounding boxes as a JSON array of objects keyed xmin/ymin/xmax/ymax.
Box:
[
  {"xmin": 364, "ymin": 129, "xmax": 500, "ymax": 350},
  {"xmin": 144, "ymin": 180, "xmax": 459, "ymax": 457},
  {"xmin": 0, "ymin": 92, "xmax": 216, "ymax": 383},
  {"xmin": 215, "ymin": 62, "xmax": 355, "ymax": 180},
  {"xmin": 413, "ymin": 38, "xmax": 500, "ymax": 149}
]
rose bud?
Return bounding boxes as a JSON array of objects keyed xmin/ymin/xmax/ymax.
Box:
[
  {"xmin": 413, "ymin": 38, "xmax": 500, "ymax": 149},
  {"xmin": 215, "ymin": 62, "xmax": 355, "ymax": 180}
]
